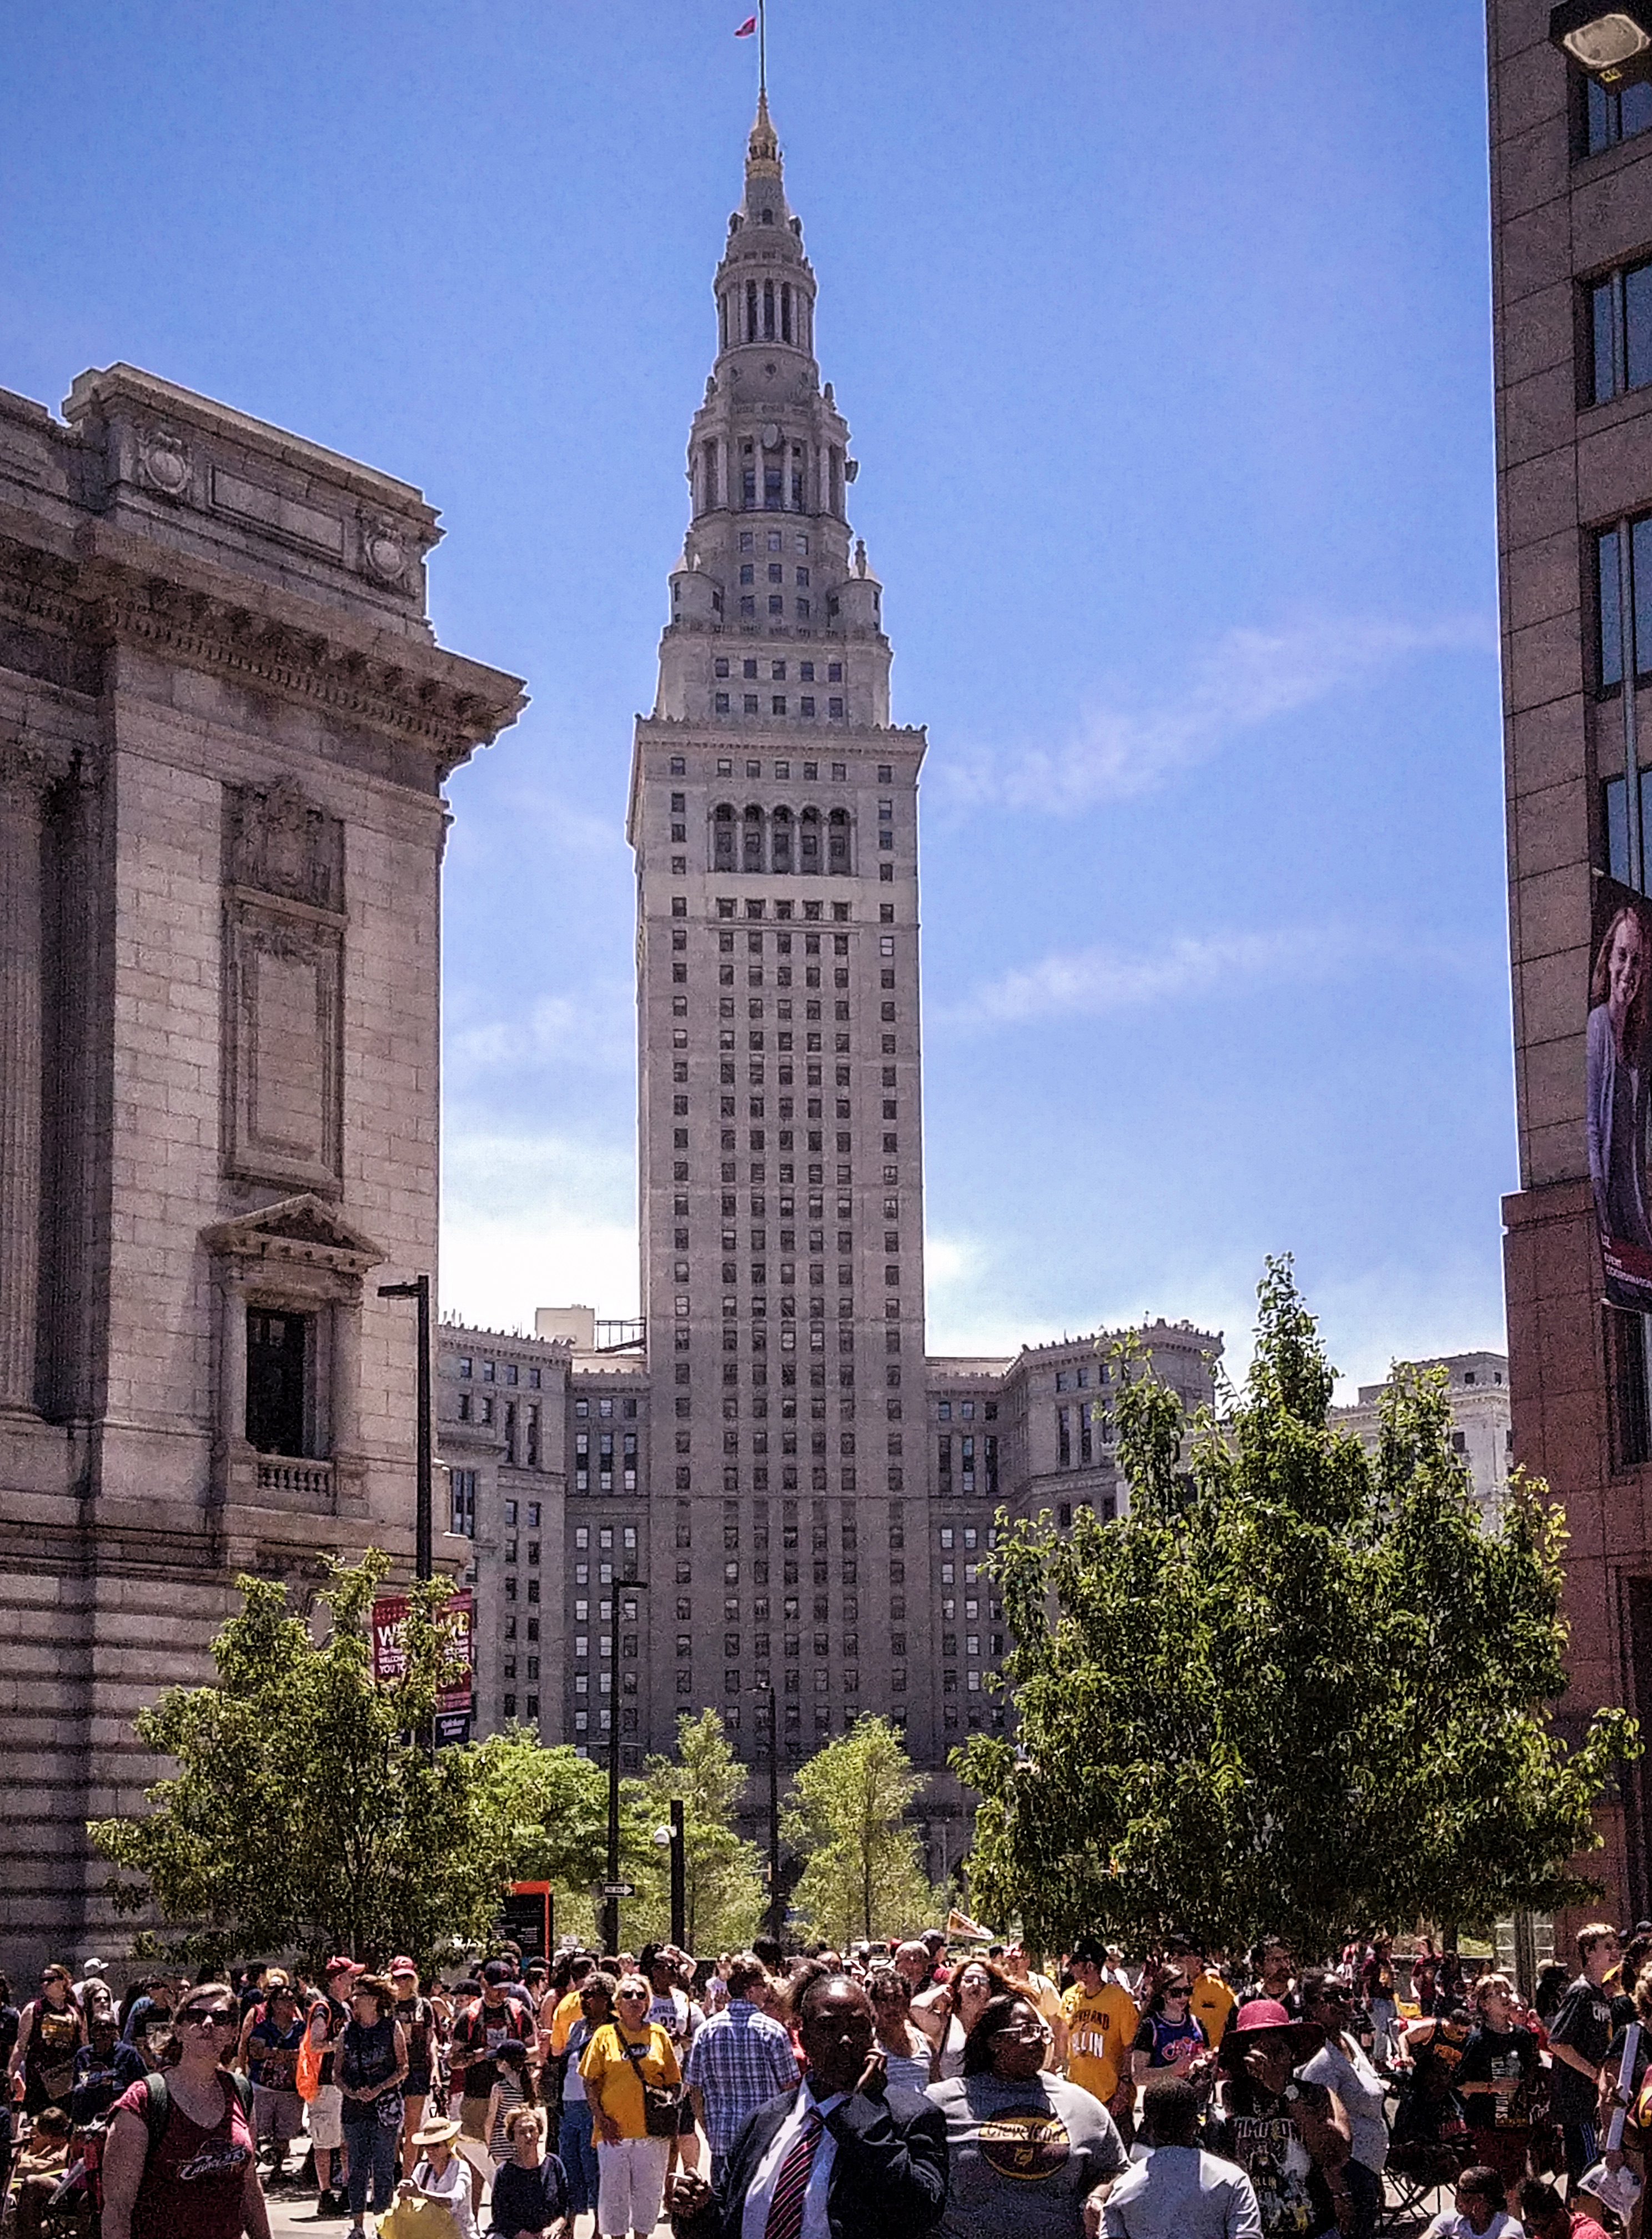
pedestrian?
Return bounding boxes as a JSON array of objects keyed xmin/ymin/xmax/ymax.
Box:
[
  {"xmin": 308, "ymin": 1956, "xmax": 364, "ymax": 2218},
  {"xmin": 73, "ymin": 1960, "xmax": 116, "ymax": 2027},
  {"xmin": 1214, "ymin": 1998, "xmax": 1352, "ymax": 2237},
  {"xmin": 682, "ymin": 1954, "xmax": 799, "ymax": 2184},
  {"xmin": 638, "ymin": 1944, "xmax": 704, "ymax": 2175},
  {"xmin": 9, "ymin": 1964, "xmax": 87, "ymax": 2116},
  {"xmin": 927, "ymin": 1991, "xmax": 1127, "ymax": 2239},
  {"xmin": 11, "ymin": 2107, "xmax": 77, "ymax": 2239},
  {"xmin": 1455, "ymin": 1972, "xmax": 1539, "ymax": 2194},
  {"xmin": 1419, "ymin": 2163, "xmax": 1522, "ymax": 2238},
  {"xmin": 339, "ymin": 1974, "xmax": 411, "ymax": 2239},
  {"xmin": 244, "ymin": 1979, "xmax": 306, "ymax": 2183},
  {"xmin": 1517, "ymin": 2176, "xmax": 1613, "ymax": 2239},
  {"xmin": 1188, "ymin": 1948, "xmax": 1237, "ymax": 2054},
  {"xmin": 557, "ymin": 1972, "xmax": 614, "ymax": 2237},
  {"xmin": 998, "ymin": 1942, "xmax": 1069, "ymax": 2067},
  {"xmin": 101, "ymin": 1982, "xmax": 268, "ymax": 2239},
  {"xmin": 487, "ymin": 2107, "xmax": 568, "ymax": 2239},
  {"xmin": 1238, "ymin": 1940, "xmax": 1296, "ymax": 2011},
  {"xmin": 398, "ymin": 2116, "xmax": 478, "ymax": 2239},
  {"xmin": 71, "ymin": 2014, "xmax": 127, "ymax": 2126},
  {"xmin": 666, "ymin": 1971, "xmax": 947, "ymax": 2239},
  {"xmin": 1546, "ymin": 1922, "xmax": 1622, "ymax": 2187},
  {"xmin": 864, "ymin": 1965, "xmax": 935, "ymax": 2092},
  {"xmin": 389, "ymin": 1961, "xmax": 440, "ymax": 2180},
  {"xmin": 1061, "ymin": 1935, "xmax": 1139, "ymax": 2143},
  {"xmin": 911, "ymin": 1957, "xmax": 1008, "ymax": 2082},
  {"xmin": 1130, "ymin": 1970, "xmax": 1209, "ymax": 2097},
  {"xmin": 1297, "ymin": 1971, "xmax": 1387, "ymax": 2239},
  {"xmin": 450, "ymin": 1960, "xmax": 538, "ymax": 2175},
  {"xmin": 1360, "ymin": 1936, "xmax": 1399, "ymax": 2070},
  {"xmin": 486, "ymin": 2041, "xmax": 537, "ymax": 2165},
  {"xmin": 1101, "ymin": 2078, "xmax": 1262, "ymax": 2238},
  {"xmin": 579, "ymin": 1972, "xmax": 681, "ymax": 2239}
]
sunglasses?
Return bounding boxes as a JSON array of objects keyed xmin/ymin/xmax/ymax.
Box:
[
  {"xmin": 616, "ymin": 1990, "xmax": 650, "ymax": 2000},
  {"xmin": 1162, "ymin": 1985, "xmax": 1191, "ymax": 1997},
  {"xmin": 179, "ymin": 2010, "xmax": 238, "ymax": 2030}
]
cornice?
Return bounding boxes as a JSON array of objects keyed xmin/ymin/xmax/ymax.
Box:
[{"xmin": 0, "ymin": 516, "xmax": 526, "ymax": 774}]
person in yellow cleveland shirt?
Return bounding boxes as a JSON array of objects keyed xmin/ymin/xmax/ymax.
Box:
[
  {"xmin": 1188, "ymin": 1950, "xmax": 1236, "ymax": 2052},
  {"xmin": 1061, "ymin": 1934, "xmax": 1138, "ymax": 2132}
]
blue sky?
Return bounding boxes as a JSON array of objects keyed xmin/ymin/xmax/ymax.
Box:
[{"xmin": 0, "ymin": 0, "xmax": 1509, "ymax": 1394}]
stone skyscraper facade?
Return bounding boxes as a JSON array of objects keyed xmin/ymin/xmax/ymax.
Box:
[{"xmin": 627, "ymin": 95, "xmax": 938, "ymax": 1768}]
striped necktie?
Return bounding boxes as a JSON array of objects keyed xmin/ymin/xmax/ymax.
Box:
[{"xmin": 762, "ymin": 2105, "xmax": 824, "ymax": 2239}]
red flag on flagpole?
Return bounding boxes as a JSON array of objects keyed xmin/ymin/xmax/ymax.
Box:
[{"xmin": 735, "ymin": 14, "xmax": 757, "ymax": 34}]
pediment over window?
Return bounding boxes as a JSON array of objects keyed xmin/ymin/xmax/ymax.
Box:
[{"xmin": 201, "ymin": 1192, "xmax": 386, "ymax": 1277}]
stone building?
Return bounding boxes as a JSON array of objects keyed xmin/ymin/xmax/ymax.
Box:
[
  {"xmin": 0, "ymin": 362, "xmax": 523, "ymax": 1979},
  {"xmin": 1485, "ymin": 0, "xmax": 1652, "ymax": 1922},
  {"xmin": 1331, "ymin": 1351, "xmax": 1514, "ymax": 1524}
]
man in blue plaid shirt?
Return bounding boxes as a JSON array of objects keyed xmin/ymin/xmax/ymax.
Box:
[{"xmin": 682, "ymin": 1953, "xmax": 799, "ymax": 2181}]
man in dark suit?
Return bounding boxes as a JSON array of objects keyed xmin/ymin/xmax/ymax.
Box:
[{"xmin": 667, "ymin": 1973, "xmax": 947, "ymax": 2239}]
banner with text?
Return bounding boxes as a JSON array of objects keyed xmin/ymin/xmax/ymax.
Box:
[
  {"xmin": 1589, "ymin": 874, "xmax": 1652, "ymax": 1311},
  {"xmin": 371, "ymin": 1589, "xmax": 475, "ymax": 1716}
]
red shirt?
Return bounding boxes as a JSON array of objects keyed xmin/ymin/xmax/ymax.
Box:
[
  {"xmin": 1569, "ymin": 2213, "xmax": 1611, "ymax": 2239},
  {"xmin": 116, "ymin": 2075, "xmax": 254, "ymax": 2239}
]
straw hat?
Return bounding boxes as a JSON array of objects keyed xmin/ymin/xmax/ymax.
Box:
[{"xmin": 411, "ymin": 2117, "xmax": 461, "ymax": 2148}]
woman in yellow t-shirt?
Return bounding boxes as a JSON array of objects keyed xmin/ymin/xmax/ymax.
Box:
[{"xmin": 578, "ymin": 1975, "xmax": 680, "ymax": 2239}]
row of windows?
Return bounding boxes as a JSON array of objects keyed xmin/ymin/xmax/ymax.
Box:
[
  {"xmin": 454, "ymin": 1358, "xmax": 545, "ymax": 1387},
  {"xmin": 936, "ymin": 1397, "xmax": 997, "ymax": 1421},
  {"xmin": 1053, "ymin": 1363, "xmax": 1112, "ymax": 1391},
  {"xmin": 665, "ymin": 755, "xmax": 896, "ymax": 784},
  {"xmin": 708, "ymin": 896, "xmax": 865, "ymax": 921},
  {"xmin": 574, "ymin": 1395, "xmax": 640, "ymax": 1419},
  {"xmin": 1056, "ymin": 1403, "xmax": 1114, "ymax": 1466},
  {"xmin": 714, "ymin": 659, "xmax": 843, "ymax": 685},
  {"xmin": 711, "ymin": 805, "xmax": 852, "ymax": 872},
  {"xmin": 716, "ymin": 691, "xmax": 845, "ymax": 715},
  {"xmin": 938, "ymin": 1435, "xmax": 998, "ymax": 1495},
  {"xmin": 738, "ymin": 530, "xmax": 811, "ymax": 555}
]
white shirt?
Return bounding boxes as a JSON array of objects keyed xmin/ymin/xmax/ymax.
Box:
[
  {"xmin": 739, "ymin": 2085, "xmax": 846, "ymax": 2239},
  {"xmin": 1102, "ymin": 2145, "xmax": 1262, "ymax": 2239},
  {"xmin": 412, "ymin": 2153, "xmax": 477, "ymax": 2239},
  {"xmin": 1298, "ymin": 2037, "xmax": 1388, "ymax": 2172}
]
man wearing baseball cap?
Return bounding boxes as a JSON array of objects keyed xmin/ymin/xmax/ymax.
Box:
[
  {"xmin": 1063, "ymin": 1934, "xmax": 1140, "ymax": 2142},
  {"xmin": 308, "ymin": 1957, "xmax": 363, "ymax": 2216}
]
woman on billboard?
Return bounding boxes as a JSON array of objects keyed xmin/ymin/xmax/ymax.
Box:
[{"xmin": 1588, "ymin": 900, "xmax": 1652, "ymax": 1266}]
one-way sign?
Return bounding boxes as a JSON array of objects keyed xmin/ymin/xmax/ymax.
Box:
[{"xmin": 599, "ymin": 1880, "xmax": 635, "ymax": 1898}]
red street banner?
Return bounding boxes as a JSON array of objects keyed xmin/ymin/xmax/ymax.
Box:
[{"xmin": 371, "ymin": 1590, "xmax": 474, "ymax": 1714}]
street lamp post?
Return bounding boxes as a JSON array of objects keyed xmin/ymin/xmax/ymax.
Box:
[
  {"xmin": 602, "ymin": 1575, "xmax": 650, "ymax": 1956},
  {"xmin": 377, "ymin": 1275, "xmax": 433, "ymax": 1580},
  {"xmin": 763, "ymin": 1690, "xmax": 782, "ymax": 1946}
]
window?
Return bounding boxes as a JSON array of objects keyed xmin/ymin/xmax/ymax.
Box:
[
  {"xmin": 245, "ymin": 1309, "xmax": 311, "ymax": 1456},
  {"xmin": 1610, "ymin": 1304, "xmax": 1652, "ymax": 1469},
  {"xmin": 450, "ymin": 1469, "xmax": 476, "ymax": 1538},
  {"xmin": 1590, "ymin": 257, "xmax": 1652, "ymax": 406},
  {"xmin": 1587, "ymin": 75, "xmax": 1652, "ymax": 157}
]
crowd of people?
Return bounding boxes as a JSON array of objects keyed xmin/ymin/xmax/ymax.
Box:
[{"xmin": 5, "ymin": 1917, "xmax": 1652, "ymax": 2239}]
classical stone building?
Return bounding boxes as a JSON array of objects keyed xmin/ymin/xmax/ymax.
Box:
[
  {"xmin": 1331, "ymin": 1351, "xmax": 1514, "ymax": 1524},
  {"xmin": 0, "ymin": 363, "xmax": 523, "ymax": 1979},
  {"xmin": 1486, "ymin": 0, "xmax": 1652, "ymax": 1924}
]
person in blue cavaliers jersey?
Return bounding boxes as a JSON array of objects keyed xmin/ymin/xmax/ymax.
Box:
[{"xmin": 666, "ymin": 1971, "xmax": 946, "ymax": 2239}]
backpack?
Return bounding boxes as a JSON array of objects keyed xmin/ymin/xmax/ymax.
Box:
[{"xmin": 136, "ymin": 2069, "xmax": 255, "ymax": 2154}]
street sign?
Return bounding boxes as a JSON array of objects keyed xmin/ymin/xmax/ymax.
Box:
[{"xmin": 600, "ymin": 1881, "xmax": 635, "ymax": 1898}]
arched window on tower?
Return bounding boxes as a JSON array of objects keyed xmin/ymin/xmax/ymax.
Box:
[
  {"xmin": 763, "ymin": 280, "xmax": 776, "ymax": 340},
  {"xmin": 781, "ymin": 284, "xmax": 793, "ymax": 343},
  {"xmin": 828, "ymin": 808, "xmax": 851, "ymax": 875},
  {"xmin": 771, "ymin": 806, "xmax": 793, "ymax": 872},
  {"xmin": 746, "ymin": 282, "xmax": 759, "ymax": 343},
  {"xmin": 800, "ymin": 807, "xmax": 821, "ymax": 872},
  {"xmin": 742, "ymin": 805, "xmax": 765, "ymax": 872},
  {"xmin": 830, "ymin": 448, "xmax": 844, "ymax": 516},
  {"xmin": 719, "ymin": 291, "xmax": 729, "ymax": 351},
  {"xmin": 701, "ymin": 441, "xmax": 717, "ymax": 513},
  {"xmin": 714, "ymin": 805, "xmax": 736, "ymax": 873}
]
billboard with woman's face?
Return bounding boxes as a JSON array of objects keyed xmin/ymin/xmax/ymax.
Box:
[{"xmin": 1589, "ymin": 876, "xmax": 1652, "ymax": 1309}]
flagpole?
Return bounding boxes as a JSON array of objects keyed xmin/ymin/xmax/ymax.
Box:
[{"xmin": 759, "ymin": 0, "xmax": 767, "ymax": 99}]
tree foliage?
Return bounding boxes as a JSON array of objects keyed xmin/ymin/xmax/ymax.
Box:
[
  {"xmin": 629, "ymin": 1711, "xmax": 767, "ymax": 1952},
  {"xmin": 90, "ymin": 1554, "xmax": 611, "ymax": 1970},
  {"xmin": 784, "ymin": 1716, "xmax": 934, "ymax": 1945},
  {"xmin": 957, "ymin": 1258, "xmax": 1641, "ymax": 1960}
]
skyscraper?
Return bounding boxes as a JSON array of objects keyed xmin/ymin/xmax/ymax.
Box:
[{"xmin": 627, "ymin": 94, "xmax": 937, "ymax": 1769}]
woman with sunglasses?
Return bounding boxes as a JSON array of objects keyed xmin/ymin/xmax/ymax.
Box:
[
  {"xmin": 1129, "ymin": 1974, "xmax": 1209, "ymax": 2097},
  {"xmin": 926, "ymin": 1992, "xmax": 1127, "ymax": 2239},
  {"xmin": 102, "ymin": 1984, "xmax": 270, "ymax": 2239},
  {"xmin": 9, "ymin": 1964, "xmax": 86, "ymax": 2117},
  {"xmin": 578, "ymin": 1974, "xmax": 680, "ymax": 2239},
  {"xmin": 1297, "ymin": 1971, "xmax": 1388, "ymax": 2239}
]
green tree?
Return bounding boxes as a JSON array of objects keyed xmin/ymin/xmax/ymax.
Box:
[
  {"xmin": 785, "ymin": 1716, "xmax": 933, "ymax": 1945},
  {"xmin": 631, "ymin": 1711, "xmax": 766, "ymax": 1951},
  {"xmin": 957, "ymin": 1259, "xmax": 1641, "ymax": 1960},
  {"xmin": 90, "ymin": 1554, "xmax": 607, "ymax": 1970}
]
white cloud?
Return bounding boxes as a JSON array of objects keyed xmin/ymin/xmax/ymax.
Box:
[
  {"xmin": 446, "ymin": 986, "xmax": 635, "ymax": 1075},
  {"xmin": 945, "ymin": 925, "xmax": 1355, "ymax": 1027},
  {"xmin": 938, "ymin": 613, "xmax": 1494, "ymax": 812},
  {"xmin": 440, "ymin": 1129, "xmax": 639, "ymax": 1330}
]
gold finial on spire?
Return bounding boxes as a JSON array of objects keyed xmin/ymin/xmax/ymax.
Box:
[{"xmin": 747, "ymin": 86, "xmax": 779, "ymax": 169}]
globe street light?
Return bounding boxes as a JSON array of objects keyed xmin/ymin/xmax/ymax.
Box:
[{"xmin": 1550, "ymin": 3, "xmax": 1652, "ymax": 86}]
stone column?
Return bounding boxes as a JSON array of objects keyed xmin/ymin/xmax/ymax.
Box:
[
  {"xmin": 218, "ymin": 1269, "xmax": 248, "ymax": 1492},
  {"xmin": 0, "ymin": 743, "xmax": 51, "ymax": 1412}
]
